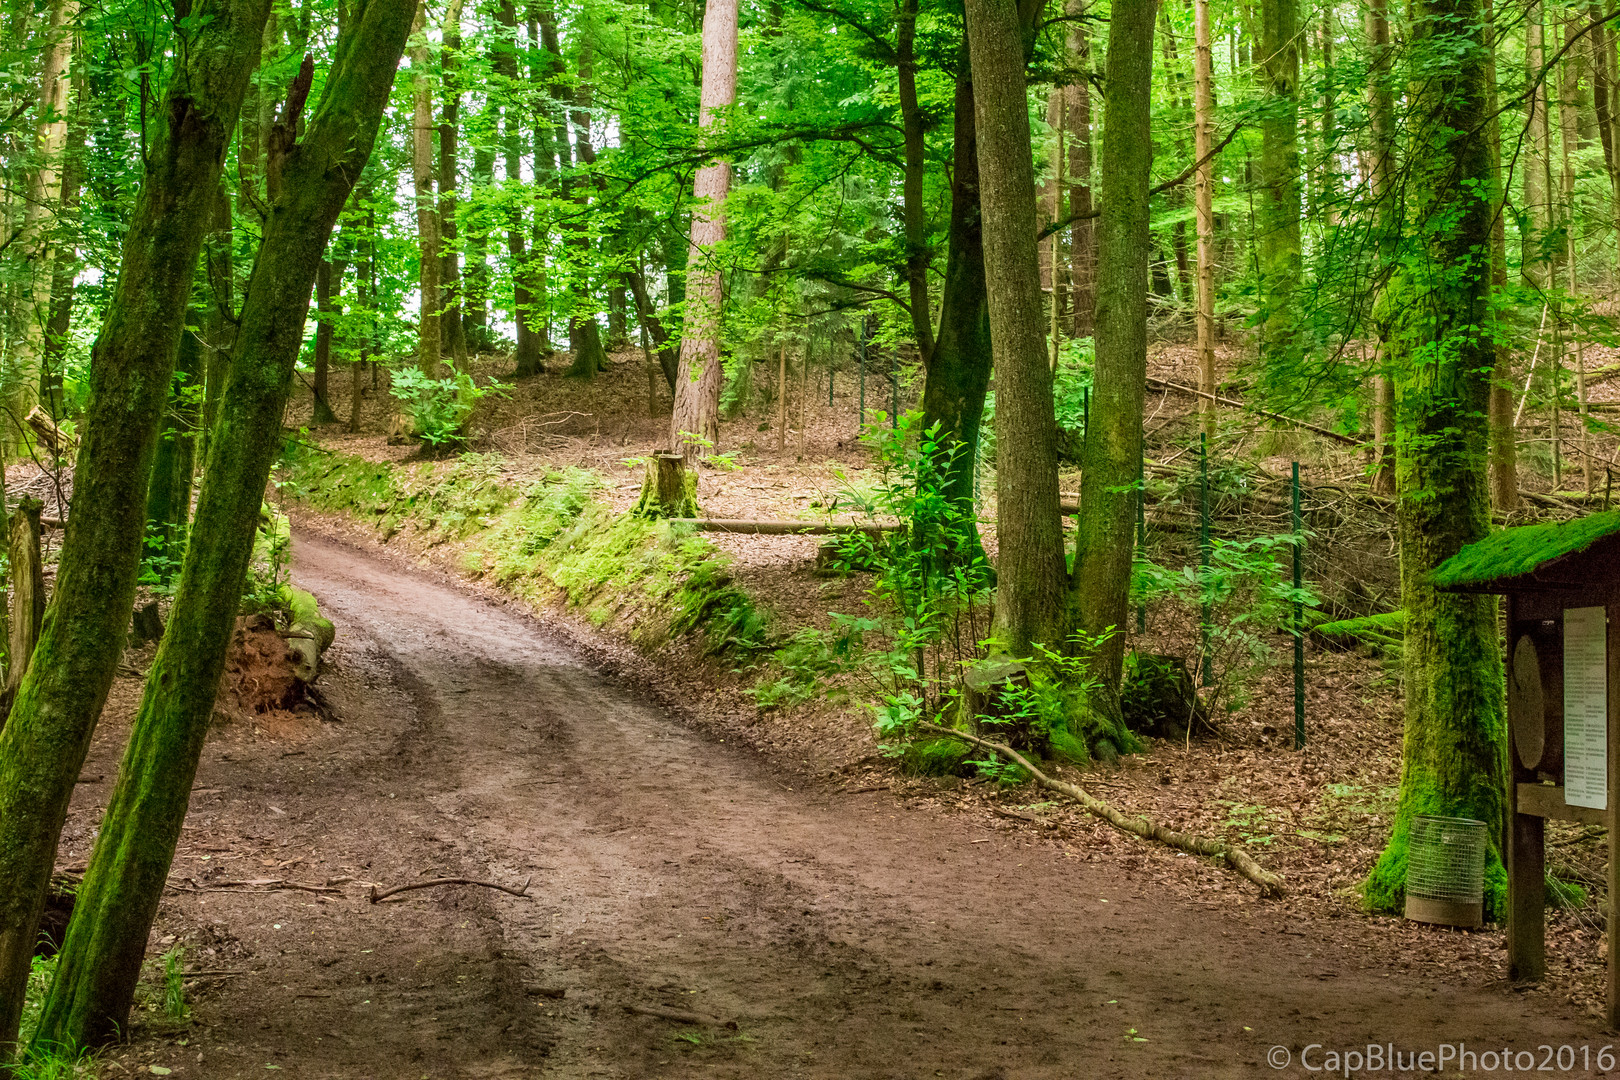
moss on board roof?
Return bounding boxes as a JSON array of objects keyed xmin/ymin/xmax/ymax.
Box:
[{"xmin": 1432, "ymin": 511, "xmax": 1620, "ymax": 591}]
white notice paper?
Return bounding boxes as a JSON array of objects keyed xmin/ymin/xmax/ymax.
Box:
[{"xmin": 1564, "ymin": 606, "xmax": 1609, "ymax": 810}]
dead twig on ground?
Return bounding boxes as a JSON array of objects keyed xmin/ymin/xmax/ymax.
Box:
[
  {"xmin": 917, "ymin": 722, "xmax": 1286, "ymax": 897},
  {"xmin": 625, "ymin": 1003, "xmax": 737, "ymax": 1029},
  {"xmin": 368, "ymin": 874, "xmax": 533, "ymax": 903}
]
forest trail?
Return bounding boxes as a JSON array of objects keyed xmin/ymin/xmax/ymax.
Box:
[{"xmin": 125, "ymin": 530, "xmax": 1594, "ymax": 1079}]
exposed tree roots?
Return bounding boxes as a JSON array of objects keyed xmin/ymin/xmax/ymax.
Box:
[{"xmin": 917, "ymin": 722, "xmax": 1285, "ymax": 897}]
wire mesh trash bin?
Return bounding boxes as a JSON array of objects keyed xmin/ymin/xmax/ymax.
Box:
[{"xmin": 1405, "ymin": 815, "xmax": 1488, "ymax": 928}]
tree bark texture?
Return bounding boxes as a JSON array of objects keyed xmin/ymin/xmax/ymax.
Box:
[
  {"xmin": 143, "ymin": 320, "xmax": 203, "ymax": 573},
  {"xmin": 1194, "ymin": 0, "xmax": 1216, "ymax": 441},
  {"xmin": 410, "ymin": 5, "xmax": 442, "ymax": 378},
  {"xmin": 1069, "ymin": 0, "xmax": 1156, "ymax": 689},
  {"xmin": 1256, "ymin": 0, "xmax": 1301, "ymax": 404},
  {"xmin": 1066, "ymin": 7, "xmax": 1095, "ymax": 337},
  {"xmin": 439, "ymin": 0, "xmax": 469, "ymax": 371},
  {"xmin": 965, "ymin": 0, "xmax": 1065, "ymax": 656},
  {"xmin": 5, "ymin": 499, "xmax": 45, "ymax": 698},
  {"xmin": 5, "ymin": 0, "xmax": 79, "ymax": 450},
  {"xmin": 1363, "ymin": 0, "xmax": 1508, "ymax": 918},
  {"xmin": 31, "ymin": 0, "xmax": 414, "ymax": 1047},
  {"xmin": 670, "ymin": 0, "xmax": 737, "ymax": 463},
  {"xmin": 0, "ymin": 0, "xmax": 271, "ymax": 1049}
]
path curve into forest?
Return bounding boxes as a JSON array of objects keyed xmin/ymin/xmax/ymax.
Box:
[{"xmin": 140, "ymin": 530, "xmax": 1601, "ymax": 1079}]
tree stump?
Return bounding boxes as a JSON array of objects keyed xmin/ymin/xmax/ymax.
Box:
[
  {"xmin": 7, "ymin": 497, "xmax": 45, "ymax": 691},
  {"xmin": 632, "ymin": 452, "xmax": 698, "ymax": 518}
]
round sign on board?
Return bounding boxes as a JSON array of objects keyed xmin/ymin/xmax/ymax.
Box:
[{"xmin": 1510, "ymin": 634, "xmax": 1546, "ymax": 770}]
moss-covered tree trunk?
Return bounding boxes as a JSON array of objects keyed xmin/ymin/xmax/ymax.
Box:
[
  {"xmin": 1068, "ymin": 0, "xmax": 1154, "ymax": 693},
  {"xmin": 144, "ymin": 321, "xmax": 204, "ymax": 573},
  {"xmin": 310, "ymin": 257, "xmax": 344, "ymax": 424},
  {"xmin": 1256, "ymin": 0, "xmax": 1302, "ymax": 405},
  {"xmin": 30, "ymin": 0, "xmax": 414, "ymax": 1049},
  {"xmin": 0, "ymin": 0, "xmax": 271, "ymax": 1052},
  {"xmin": 1364, "ymin": 0, "xmax": 1508, "ymax": 918},
  {"xmin": 492, "ymin": 0, "xmax": 543, "ymax": 376}
]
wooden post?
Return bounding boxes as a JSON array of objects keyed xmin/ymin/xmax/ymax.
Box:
[
  {"xmin": 777, "ymin": 343, "xmax": 787, "ymax": 452},
  {"xmin": 7, "ymin": 498, "xmax": 44, "ymax": 694},
  {"xmin": 1507, "ymin": 594, "xmax": 1547, "ymax": 981}
]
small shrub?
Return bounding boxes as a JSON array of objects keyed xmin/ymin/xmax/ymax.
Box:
[{"xmin": 388, "ymin": 368, "xmax": 509, "ymax": 447}]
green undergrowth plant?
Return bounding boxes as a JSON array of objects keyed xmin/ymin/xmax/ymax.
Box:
[{"xmin": 388, "ymin": 368, "xmax": 510, "ymax": 448}]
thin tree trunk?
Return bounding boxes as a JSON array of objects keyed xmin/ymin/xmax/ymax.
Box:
[
  {"xmin": 1256, "ymin": 0, "xmax": 1302, "ymax": 404},
  {"xmin": 563, "ymin": 36, "xmax": 609, "ymax": 379},
  {"xmin": 5, "ymin": 499, "xmax": 44, "ymax": 698},
  {"xmin": 1067, "ymin": 7, "xmax": 1095, "ymax": 336},
  {"xmin": 1486, "ymin": 0, "xmax": 1518, "ymax": 510},
  {"xmin": 896, "ymin": 0, "xmax": 933, "ymax": 359},
  {"xmin": 40, "ymin": 52, "xmax": 86, "ymax": 420},
  {"xmin": 143, "ymin": 320, "xmax": 203, "ymax": 573},
  {"xmin": 410, "ymin": 4, "xmax": 441, "ymax": 378},
  {"xmin": 5, "ymin": 0, "xmax": 78, "ymax": 450},
  {"xmin": 669, "ymin": 0, "xmax": 738, "ymax": 463},
  {"xmin": 1070, "ymin": 0, "xmax": 1155, "ymax": 695},
  {"xmin": 1367, "ymin": 0, "xmax": 1397, "ymax": 495},
  {"xmin": 1194, "ymin": 0, "xmax": 1217, "ymax": 440},
  {"xmin": 312, "ymin": 257, "xmax": 346, "ymax": 424},
  {"xmin": 30, "ymin": 0, "xmax": 414, "ymax": 1046},
  {"xmin": 492, "ymin": 0, "xmax": 542, "ymax": 375},
  {"xmin": 439, "ymin": 0, "xmax": 468, "ymax": 371},
  {"xmin": 919, "ymin": 45, "xmax": 990, "ymax": 552},
  {"xmin": 0, "ymin": 0, "xmax": 270, "ymax": 1048}
]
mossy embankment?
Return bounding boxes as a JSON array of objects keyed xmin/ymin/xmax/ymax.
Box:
[{"xmin": 280, "ymin": 446, "xmax": 776, "ymax": 670}]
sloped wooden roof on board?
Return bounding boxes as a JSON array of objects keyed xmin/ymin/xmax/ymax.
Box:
[{"xmin": 1431, "ymin": 511, "xmax": 1620, "ymax": 593}]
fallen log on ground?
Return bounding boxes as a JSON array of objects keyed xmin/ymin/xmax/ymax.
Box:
[
  {"xmin": 368, "ymin": 875, "xmax": 533, "ymax": 902},
  {"xmin": 670, "ymin": 518, "xmax": 900, "ymax": 536},
  {"xmin": 917, "ymin": 722, "xmax": 1285, "ymax": 897}
]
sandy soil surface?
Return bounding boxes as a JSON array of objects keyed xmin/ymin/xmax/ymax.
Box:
[{"xmin": 54, "ymin": 529, "xmax": 1607, "ymax": 1080}]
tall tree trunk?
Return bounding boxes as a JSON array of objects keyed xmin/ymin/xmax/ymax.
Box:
[
  {"xmin": 1194, "ymin": 0, "xmax": 1217, "ymax": 440},
  {"xmin": 1486, "ymin": 0, "xmax": 1518, "ymax": 510},
  {"xmin": 492, "ymin": 0, "xmax": 543, "ymax": 375},
  {"xmin": 410, "ymin": 5, "xmax": 441, "ymax": 378},
  {"xmin": 30, "ymin": 0, "xmax": 415, "ymax": 1047},
  {"xmin": 1364, "ymin": 0, "xmax": 1507, "ymax": 919},
  {"xmin": 40, "ymin": 52, "xmax": 87, "ymax": 420},
  {"xmin": 669, "ymin": 0, "xmax": 738, "ymax": 462},
  {"xmin": 1367, "ymin": 0, "xmax": 1397, "ymax": 495},
  {"xmin": 919, "ymin": 50, "xmax": 990, "ymax": 548},
  {"xmin": 896, "ymin": 0, "xmax": 933, "ymax": 358},
  {"xmin": 966, "ymin": 0, "xmax": 1065, "ymax": 656},
  {"xmin": 1066, "ymin": 7, "xmax": 1095, "ymax": 336},
  {"xmin": 1256, "ymin": 0, "xmax": 1301, "ymax": 405},
  {"xmin": 143, "ymin": 319, "xmax": 203, "ymax": 574},
  {"xmin": 311, "ymin": 257, "xmax": 345, "ymax": 424},
  {"xmin": 0, "ymin": 0, "xmax": 270, "ymax": 1048},
  {"xmin": 563, "ymin": 35, "xmax": 610, "ymax": 379},
  {"xmin": 463, "ymin": 140, "xmax": 493, "ymax": 348},
  {"xmin": 1525, "ymin": 1, "xmax": 1552, "ymax": 291},
  {"xmin": 439, "ymin": 0, "xmax": 468, "ymax": 371},
  {"xmin": 626, "ymin": 265, "xmax": 679, "ymax": 389},
  {"xmin": 5, "ymin": 0, "xmax": 78, "ymax": 451},
  {"xmin": 1069, "ymin": 0, "xmax": 1155, "ymax": 694},
  {"xmin": 1588, "ymin": 0, "xmax": 1620, "ymax": 275}
]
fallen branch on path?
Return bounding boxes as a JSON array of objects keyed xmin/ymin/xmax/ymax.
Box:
[
  {"xmin": 174, "ymin": 878, "xmax": 341, "ymax": 894},
  {"xmin": 917, "ymin": 723, "xmax": 1285, "ymax": 897},
  {"xmin": 368, "ymin": 875, "xmax": 533, "ymax": 903},
  {"xmin": 625, "ymin": 1003, "xmax": 738, "ymax": 1029}
]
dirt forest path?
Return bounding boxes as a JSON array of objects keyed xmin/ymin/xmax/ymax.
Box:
[{"xmin": 111, "ymin": 530, "xmax": 1603, "ymax": 1079}]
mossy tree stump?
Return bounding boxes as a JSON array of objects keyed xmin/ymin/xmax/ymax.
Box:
[
  {"xmin": 7, "ymin": 498, "xmax": 44, "ymax": 694},
  {"xmin": 633, "ymin": 452, "xmax": 698, "ymax": 518}
]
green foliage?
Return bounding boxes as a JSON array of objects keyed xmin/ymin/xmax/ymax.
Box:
[
  {"xmin": 1312, "ymin": 611, "xmax": 1403, "ymax": 657},
  {"xmin": 981, "ymin": 339, "xmax": 1093, "ymax": 464},
  {"xmin": 821, "ymin": 413, "xmax": 994, "ymax": 749},
  {"xmin": 1134, "ymin": 529, "xmax": 1319, "ymax": 718},
  {"xmin": 239, "ymin": 505, "xmax": 292, "ymax": 614},
  {"xmin": 161, "ymin": 947, "xmax": 188, "ymax": 1022},
  {"xmin": 18, "ymin": 956, "xmax": 99, "ymax": 1078},
  {"xmin": 387, "ymin": 369, "xmax": 509, "ymax": 447}
]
